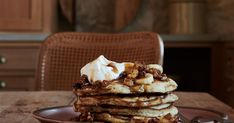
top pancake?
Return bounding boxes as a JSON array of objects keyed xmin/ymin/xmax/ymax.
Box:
[
  {"xmin": 74, "ymin": 62, "xmax": 177, "ymax": 96},
  {"xmin": 74, "ymin": 78, "xmax": 177, "ymax": 96}
]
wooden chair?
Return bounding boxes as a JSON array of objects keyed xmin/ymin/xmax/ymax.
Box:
[{"xmin": 36, "ymin": 32, "xmax": 164, "ymax": 90}]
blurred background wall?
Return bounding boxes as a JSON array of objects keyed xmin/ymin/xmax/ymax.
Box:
[{"xmin": 73, "ymin": 0, "xmax": 234, "ymax": 35}]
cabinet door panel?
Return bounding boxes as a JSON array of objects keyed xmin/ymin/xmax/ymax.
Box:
[
  {"xmin": 0, "ymin": 0, "xmax": 42, "ymax": 31},
  {"xmin": 0, "ymin": 48, "xmax": 39, "ymax": 70},
  {"xmin": 0, "ymin": 76, "xmax": 35, "ymax": 91},
  {"xmin": 0, "ymin": 0, "xmax": 30, "ymax": 19}
]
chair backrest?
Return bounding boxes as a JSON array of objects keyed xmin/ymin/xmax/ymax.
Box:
[{"xmin": 36, "ymin": 32, "xmax": 164, "ymax": 90}]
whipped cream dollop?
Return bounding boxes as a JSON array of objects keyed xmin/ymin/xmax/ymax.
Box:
[{"xmin": 81, "ymin": 55, "xmax": 125, "ymax": 83}]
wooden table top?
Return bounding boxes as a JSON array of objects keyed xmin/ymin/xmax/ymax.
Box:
[{"xmin": 0, "ymin": 91, "xmax": 233, "ymax": 123}]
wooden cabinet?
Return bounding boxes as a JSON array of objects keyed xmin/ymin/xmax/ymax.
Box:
[
  {"xmin": 0, "ymin": 0, "xmax": 57, "ymax": 90},
  {"xmin": 0, "ymin": 0, "xmax": 57, "ymax": 32},
  {"xmin": 209, "ymin": 42, "xmax": 234, "ymax": 107},
  {"xmin": 165, "ymin": 41, "xmax": 234, "ymax": 107},
  {"xmin": 0, "ymin": 42, "xmax": 40, "ymax": 91},
  {"xmin": 0, "ymin": 0, "xmax": 56, "ymax": 90}
]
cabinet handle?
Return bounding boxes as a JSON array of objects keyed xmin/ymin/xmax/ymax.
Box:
[
  {"xmin": 0, "ymin": 81, "xmax": 6, "ymax": 88},
  {"xmin": 0, "ymin": 56, "xmax": 7, "ymax": 64}
]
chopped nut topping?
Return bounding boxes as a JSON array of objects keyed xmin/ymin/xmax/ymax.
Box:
[
  {"xmin": 146, "ymin": 68, "xmax": 160, "ymax": 78},
  {"xmin": 132, "ymin": 85, "xmax": 144, "ymax": 92},
  {"xmin": 134, "ymin": 61, "xmax": 146, "ymax": 71},
  {"xmin": 161, "ymin": 74, "xmax": 168, "ymax": 81},
  {"xmin": 137, "ymin": 70, "xmax": 146, "ymax": 78},
  {"xmin": 73, "ymin": 75, "xmax": 90, "ymax": 89},
  {"xmin": 78, "ymin": 112, "xmax": 94, "ymax": 122},
  {"xmin": 123, "ymin": 78, "xmax": 134, "ymax": 86},
  {"xmin": 127, "ymin": 69, "xmax": 139, "ymax": 79}
]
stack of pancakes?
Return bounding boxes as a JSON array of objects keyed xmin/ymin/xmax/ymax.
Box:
[{"xmin": 73, "ymin": 63, "xmax": 179, "ymax": 123}]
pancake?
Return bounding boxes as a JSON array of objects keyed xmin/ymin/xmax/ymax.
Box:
[
  {"xmin": 74, "ymin": 78, "xmax": 177, "ymax": 96},
  {"xmin": 76, "ymin": 104, "xmax": 178, "ymax": 118},
  {"xmin": 75, "ymin": 93, "xmax": 178, "ymax": 107},
  {"xmin": 94, "ymin": 113, "xmax": 179, "ymax": 123},
  {"xmin": 73, "ymin": 56, "xmax": 179, "ymax": 122}
]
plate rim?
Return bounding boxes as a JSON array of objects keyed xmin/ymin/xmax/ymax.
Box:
[
  {"xmin": 32, "ymin": 105, "xmax": 73, "ymax": 123},
  {"xmin": 32, "ymin": 105, "xmax": 229, "ymax": 122}
]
